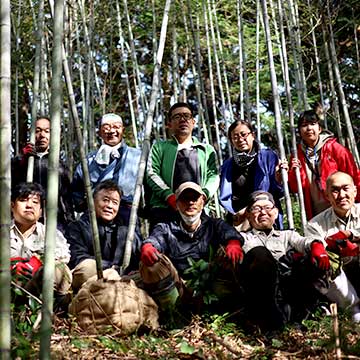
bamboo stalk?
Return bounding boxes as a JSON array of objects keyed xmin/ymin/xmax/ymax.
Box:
[
  {"xmin": 27, "ymin": 0, "xmax": 45, "ymax": 182},
  {"xmin": 121, "ymin": 0, "xmax": 172, "ymax": 271},
  {"xmin": 0, "ymin": 0, "xmax": 12, "ymax": 356},
  {"xmin": 261, "ymin": 0, "xmax": 294, "ymax": 229},
  {"xmin": 330, "ymin": 303, "xmax": 341, "ymax": 360}
]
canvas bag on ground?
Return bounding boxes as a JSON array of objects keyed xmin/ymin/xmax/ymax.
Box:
[{"xmin": 69, "ymin": 268, "xmax": 159, "ymax": 334}]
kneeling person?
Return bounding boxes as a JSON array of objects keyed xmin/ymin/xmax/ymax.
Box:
[
  {"xmin": 10, "ymin": 183, "xmax": 72, "ymax": 300},
  {"xmin": 66, "ymin": 180, "xmax": 142, "ymax": 292},
  {"xmin": 140, "ymin": 181, "xmax": 244, "ymax": 313}
]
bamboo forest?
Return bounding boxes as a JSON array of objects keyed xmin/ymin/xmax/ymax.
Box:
[{"xmin": 1, "ymin": 0, "xmax": 360, "ymax": 358}]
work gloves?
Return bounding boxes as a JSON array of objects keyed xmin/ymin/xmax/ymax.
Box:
[
  {"xmin": 22, "ymin": 143, "xmax": 37, "ymax": 157},
  {"xmin": 141, "ymin": 243, "xmax": 160, "ymax": 266},
  {"xmin": 310, "ymin": 242, "xmax": 330, "ymax": 270},
  {"xmin": 11, "ymin": 256, "xmax": 42, "ymax": 277},
  {"xmin": 225, "ymin": 239, "xmax": 244, "ymax": 265},
  {"xmin": 166, "ymin": 194, "xmax": 177, "ymax": 211},
  {"xmin": 325, "ymin": 230, "xmax": 359, "ymax": 257}
]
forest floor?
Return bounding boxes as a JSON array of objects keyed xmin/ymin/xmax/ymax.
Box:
[{"xmin": 13, "ymin": 307, "xmax": 360, "ymax": 359}]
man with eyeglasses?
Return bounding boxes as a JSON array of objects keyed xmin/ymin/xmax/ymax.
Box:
[
  {"xmin": 72, "ymin": 113, "xmax": 141, "ymax": 224},
  {"xmin": 305, "ymin": 171, "xmax": 360, "ymax": 322},
  {"xmin": 239, "ymin": 190, "xmax": 340, "ymax": 332},
  {"xmin": 146, "ymin": 102, "xmax": 219, "ymax": 228}
]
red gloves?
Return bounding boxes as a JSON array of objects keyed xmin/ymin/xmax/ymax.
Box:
[
  {"xmin": 22, "ymin": 143, "xmax": 36, "ymax": 157},
  {"xmin": 225, "ymin": 240, "xmax": 244, "ymax": 265},
  {"xmin": 325, "ymin": 230, "xmax": 359, "ymax": 257},
  {"xmin": 311, "ymin": 242, "xmax": 330, "ymax": 270},
  {"xmin": 167, "ymin": 194, "xmax": 177, "ymax": 211},
  {"xmin": 141, "ymin": 244, "xmax": 160, "ymax": 266},
  {"xmin": 11, "ymin": 256, "xmax": 42, "ymax": 277}
]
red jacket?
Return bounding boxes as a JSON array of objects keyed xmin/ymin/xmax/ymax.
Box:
[{"xmin": 288, "ymin": 138, "xmax": 360, "ymax": 220}]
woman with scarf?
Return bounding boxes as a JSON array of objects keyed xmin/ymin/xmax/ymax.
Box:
[
  {"xmin": 219, "ymin": 120, "xmax": 285, "ymax": 229},
  {"xmin": 288, "ymin": 110, "xmax": 360, "ymax": 220}
]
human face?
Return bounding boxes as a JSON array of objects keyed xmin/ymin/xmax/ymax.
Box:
[
  {"xmin": 230, "ymin": 124, "xmax": 254, "ymax": 152},
  {"xmin": 99, "ymin": 121, "xmax": 124, "ymax": 146},
  {"xmin": 35, "ymin": 118, "xmax": 51, "ymax": 152},
  {"xmin": 168, "ymin": 107, "xmax": 195, "ymax": 141},
  {"xmin": 176, "ymin": 190, "xmax": 205, "ymax": 217},
  {"xmin": 94, "ymin": 189, "xmax": 120, "ymax": 222},
  {"xmin": 326, "ymin": 173, "xmax": 357, "ymax": 218},
  {"xmin": 11, "ymin": 193, "xmax": 42, "ymax": 227},
  {"xmin": 247, "ymin": 199, "xmax": 278, "ymax": 230},
  {"xmin": 299, "ymin": 121, "xmax": 321, "ymax": 147}
]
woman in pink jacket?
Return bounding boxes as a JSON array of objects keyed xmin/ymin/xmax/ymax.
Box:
[{"xmin": 288, "ymin": 110, "xmax": 360, "ymax": 220}]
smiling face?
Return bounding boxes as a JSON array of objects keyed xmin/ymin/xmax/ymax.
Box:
[
  {"xmin": 99, "ymin": 120, "xmax": 124, "ymax": 146},
  {"xmin": 35, "ymin": 118, "xmax": 51, "ymax": 152},
  {"xmin": 176, "ymin": 189, "xmax": 205, "ymax": 217},
  {"xmin": 299, "ymin": 121, "xmax": 321, "ymax": 148},
  {"xmin": 247, "ymin": 199, "xmax": 278, "ymax": 230},
  {"xmin": 326, "ymin": 172, "xmax": 357, "ymax": 218},
  {"xmin": 230, "ymin": 123, "xmax": 255, "ymax": 152},
  {"xmin": 168, "ymin": 106, "xmax": 195, "ymax": 142},
  {"xmin": 94, "ymin": 189, "xmax": 120, "ymax": 222},
  {"xmin": 11, "ymin": 193, "xmax": 42, "ymax": 228}
]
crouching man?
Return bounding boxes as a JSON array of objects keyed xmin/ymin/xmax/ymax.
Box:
[
  {"xmin": 65, "ymin": 180, "xmax": 142, "ymax": 293},
  {"xmin": 240, "ymin": 191, "xmax": 331, "ymax": 332},
  {"xmin": 305, "ymin": 171, "xmax": 360, "ymax": 322},
  {"xmin": 10, "ymin": 183, "xmax": 72, "ymax": 304},
  {"xmin": 139, "ymin": 181, "xmax": 244, "ymax": 316}
]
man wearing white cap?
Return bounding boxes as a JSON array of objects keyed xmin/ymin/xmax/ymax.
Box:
[
  {"xmin": 139, "ymin": 181, "xmax": 244, "ymax": 317},
  {"xmin": 72, "ymin": 113, "xmax": 141, "ymax": 223}
]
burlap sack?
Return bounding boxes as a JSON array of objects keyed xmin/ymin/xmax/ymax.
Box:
[{"xmin": 69, "ymin": 269, "xmax": 159, "ymax": 334}]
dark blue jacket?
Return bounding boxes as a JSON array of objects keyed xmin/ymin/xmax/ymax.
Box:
[
  {"xmin": 143, "ymin": 213, "xmax": 244, "ymax": 275},
  {"xmin": 219, "ymin": 148, "xmax": 284, "ymax": 226}
]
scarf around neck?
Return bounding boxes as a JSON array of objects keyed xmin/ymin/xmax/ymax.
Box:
[{"xmin": 233, "ymin": 142, "xmax": 258, "ymax": 168}]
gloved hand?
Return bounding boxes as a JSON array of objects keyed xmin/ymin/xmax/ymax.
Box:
[
  {"xmin": 166, "ymin": 194, "xmax": 177, "ymax": 211},
  {"xmin": 22, "ymin": 143, "xmax": 36, "ymax": 157},
  {"xmin": 311, "ymin": 242, "xmax": 330, "ymax": 270},
  {"xmin": 325, "ymin": 230, "xmax": 352, "ymax": 251},
  {"xmin": 141, "ymin": 243, "xmax": 160, "ymax": 266},
  {"xmin": 10, "ymin": 257, "xmax": 32, "ymax": 277},
  {"xmin": 339, "ymin": 240, "xmax": 359, "ymax": 257},
  {"xmin": 27, "ymin": 255, "xmax": 42, "ymax": 275},
  {"xmin": 225, "ymin": 240, "xmax": 244, "ymax": 265}
]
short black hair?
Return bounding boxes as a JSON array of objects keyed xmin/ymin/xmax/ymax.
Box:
[
  {"xmin": 93, "ymin": 179, "xmax": 122, "ymax": 198},
  {"xmin": 297, "ymin": 110, "xmax": 322, "ymax": 129},
  {"xmin": 228, "ymin": 119, "xmax": 255, "ymax": 141},
  {"xmin": 36, "ymin": 116, "xmax": 51, "ymax": 123},
  {"xmin": 167, "ymin": 102, "xmax": 194, "ymax": 122},
  {"xmin": 11, "ymin": 182, "xmax": 45, "ymax": 208}
]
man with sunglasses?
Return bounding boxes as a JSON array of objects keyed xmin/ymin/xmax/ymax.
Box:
[
  {"xmin": 146, "ymin": 102, "xmax": 219, "ymax": 228},
  {"xmin": 72, "ymin": 113, "xmax": 141, "ymax": 224}
]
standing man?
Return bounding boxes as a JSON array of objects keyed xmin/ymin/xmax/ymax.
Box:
[
  {"xmin": 305, "ymin": 171, "xmax": 360, "ymax": 321},
  {"xmin": 146, "ymin": 102, "xmax": 219, "ymax": 227},
  {"xmin": 10, "ymin": 183, "xmax": 72, "ymax": 302},
  {"xmin": 66, "ymin": 180, "xmax": 142, "ymax": 293},
  {"xmin": 12, "ymin": 116, "xmax": 74, "ymax": 229},
  {"xmin": 72, "ymin": 113, "xmax": 141, "ymax": 224},
  {"xmin": 288, "ymin": 110, "xmax": 360, "ymax": 219}
]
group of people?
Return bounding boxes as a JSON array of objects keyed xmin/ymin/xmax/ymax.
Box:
[{"xmin": 10, "ymin": 102, "xmax": 360, "ymax": 333}]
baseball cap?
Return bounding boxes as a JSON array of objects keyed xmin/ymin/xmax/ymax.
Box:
[{"xmin": 175, "ymin": 181, "xmax": 205, "ymax": 200}]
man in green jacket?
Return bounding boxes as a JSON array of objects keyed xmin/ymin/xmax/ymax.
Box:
[{"xmin": 146, "ymin": 102, "xmax": 219, "ymax": 227}]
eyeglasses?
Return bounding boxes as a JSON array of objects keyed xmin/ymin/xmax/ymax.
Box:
[
  {"xmin": 101, "ymin": 123, "xmax": 123, "ymax": 132},
  {"xmin": 249, "ymin": 204, "xmax": 275, "ymax": 214},
  {"xmin": 171, "ymin": 113, "xmax": 193, "ymax": 122},
  {"xmin": 231, "ymin": 132, "xmax": 252, "ymax": 141}
]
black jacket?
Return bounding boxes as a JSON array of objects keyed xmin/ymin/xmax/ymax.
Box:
[
  {"xmin": 144, "ymin": 212, "xmax": 244, "ymax": 275},
  {"xmin": 65, "ymin": 214, "xmax": 142, "ymax": 272}
]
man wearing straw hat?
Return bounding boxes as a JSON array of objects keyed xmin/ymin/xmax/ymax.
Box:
[{"xmin": 72, "ymin": 113, "xmax": 141, "ymax": 224}]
